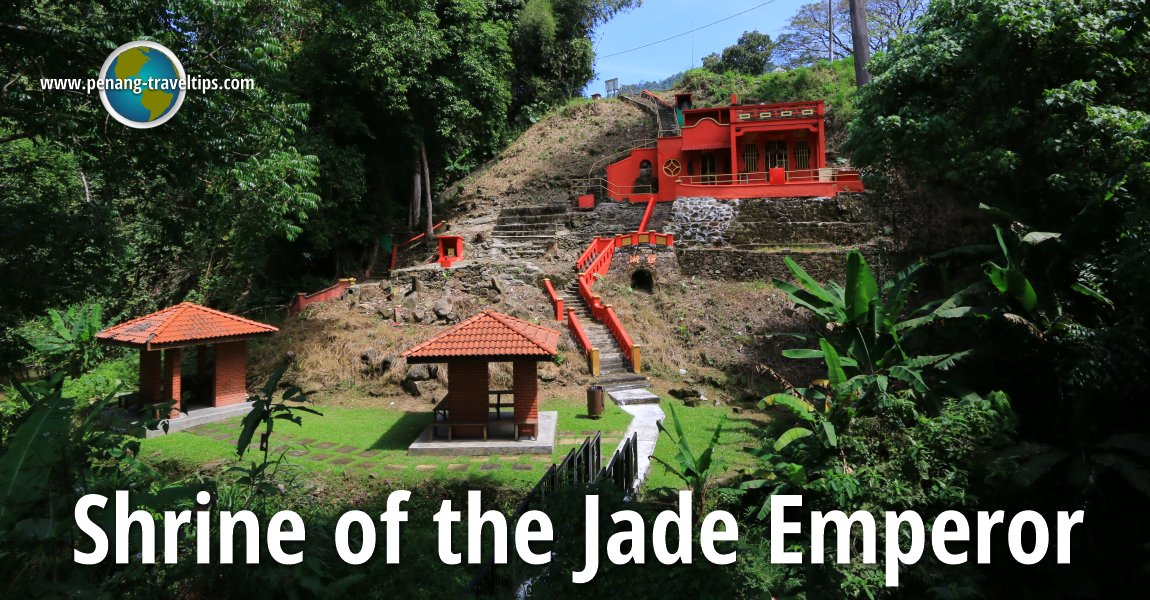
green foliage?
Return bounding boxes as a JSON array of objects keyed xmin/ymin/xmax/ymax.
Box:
[
  {"xmin": 701, "ymin": 30, "xmax": 777, "ymax": 76},
  {"xmin": 835, "ymin": 2, "xmax": 1150, "ymax": 593},
  {"xmin": 17, "ymin": 303, "xmax": 104, "ymax": 377},
  {"xmin": 0, "ymin": 371, "xmax": 188, "ymax": 593},
  {"xmin": 737, "ymin": 250, "xmax": 1019, "ymax": 597},
  {"xmin": 651, "ymin": 404, "xmax": 725, "ymax": 515},
  {"xmin": 61, "ymin": 354, "xmax": 138, "ymax": 404},
  {"xmin": 681, "ymin": 58, "xmax": 860, "ymax": 134},
  {"xmin": 774, "ymin": 251, "xmax": 974, "ymax": 409},
  {"xmin": 226, "ymin": 365, "xmax": 322, "ymax": 513}
]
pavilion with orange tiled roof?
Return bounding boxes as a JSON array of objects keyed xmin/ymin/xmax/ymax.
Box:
[
  {"xmin": 97, "ymin": 302, "xmax": 278, "ymax": 418},
  {"xmin": 403, "ymin": 310, "xmax": 559, "ymax": 442}
]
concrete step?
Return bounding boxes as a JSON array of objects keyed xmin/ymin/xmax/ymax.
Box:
[
  {"xmin": 490, "ymin": 234, "xmax": 557, "ymax": 240},
  {"xmin": 501, "ymin": 204, "xmax": 567, "ymax": 216}
]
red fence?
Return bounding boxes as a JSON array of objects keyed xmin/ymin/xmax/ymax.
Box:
[
  {"xmin": 389, "ymin": 221, "xmax": 447, "ymax": 272},
  {"xmin": 567, "ymin": 230, "xmax": 675, "ymax": 374},
  {"xmin": 543, "ymin": 278, "xmax": 564, "ymax": 322},
  {"xmin": 288, "ymin": 278, "xmax": 356, "ymax": 315},
  {"xmin": 638, "ymin": 197, "xmax": 656, "ymax": 233},
  {"xmin": 566, "ymin": 309, "xmax": 599, "ymax": 376}
]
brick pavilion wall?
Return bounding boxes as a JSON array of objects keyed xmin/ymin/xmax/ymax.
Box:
[
  {"xmin": 447, "ymin": 361, "xmax": 489, "ymax": 437},
  {"xmin": 163, "ymin": 347, "xmax": 182, "ymax": 417},
  {"xmin": 513, "ymin": 361, "xmax": 539, "ymax": 436},
  {"xmin": 214, "ymin": 341, "xmax": 248, "ymax": 407}
]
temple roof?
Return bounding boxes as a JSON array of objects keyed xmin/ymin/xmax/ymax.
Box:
[
  {"xmin": 402, "ymin": 310, "xmax": 560, "ymax": 362},
  {"xmin": 96, "ymin": 302, "xmax": 278, "ymax": 349}
]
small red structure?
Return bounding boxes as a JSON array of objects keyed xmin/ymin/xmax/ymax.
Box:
[
  {"xmin": 437, "ymin": 235, "xmax": 464, "ymax": 268},
  {"xmin": 96, "ymin": 303, "xmax": 278, "ymax": 417},
  {"xmin": 606, "ymin": 93, "xmax": 864, "ymax": 201},
  {"xmin": 402, "ymin": 310, "xmax": 559, "ymax": 440}
]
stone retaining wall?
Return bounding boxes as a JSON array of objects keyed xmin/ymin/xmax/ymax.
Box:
[{"xmin": 677, "ymin": 247, "xmax": 891, "ymax": 283}]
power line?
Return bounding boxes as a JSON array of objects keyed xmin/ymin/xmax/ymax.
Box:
[{"xmin": 597, "ymin": 0, "xmax": 782, "ymax": 60}]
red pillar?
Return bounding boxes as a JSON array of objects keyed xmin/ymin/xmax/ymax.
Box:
[
  {"xmin": 139, "ymin": 349, "xmax": 162, "ymax": 406},
  {"xmin": 213, "ymin": 341, "xmax": 248, "ymax": 407},
  {"xmin": 446, "ymin": 361, "xmax": 489, "ymax": 438},
  {"xmin": 162, "ymin": 348, "xmax": 182, "ymax": 418},
  {"xmin": 513, "ymin": 361, "xmax": 539, "ymax": 437}
]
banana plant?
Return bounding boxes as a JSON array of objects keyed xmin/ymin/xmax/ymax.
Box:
[
  {"xmin": 651, "ymin": 404, "xmax": 725, "ymax": 518},
  {"xmin": 773, "ymin": 252, "xmax": 974, "ymax": 409},
  {"xmin": 739, "ymin": 345, "xmax": 851, "ymax": 519},
  {"xmin": 19, "ymin": 304, "xmax": 104, "ymax": 378}
]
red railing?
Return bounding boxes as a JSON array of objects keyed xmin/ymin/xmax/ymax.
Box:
[
  {"xmin": 567, "ymin": 309, "xmax": 599, "ymax": 376},
  {"xmin": 638, "ymin": 196, "xmax": 656, "ymax": 233},
  {"xmin": 288, "ymin": 278, "xmax": 356, "ymax": 315},
  {"xmin": 566, "ymin": 230, "xmax": 676, "ymax": 374},
  {"xmin": 543, "ymin": 278, "xmax": 564, "ymax": 322},
  {"xmin": 389, "ymin": 221, "xmax": 447, "ymax": 272}
]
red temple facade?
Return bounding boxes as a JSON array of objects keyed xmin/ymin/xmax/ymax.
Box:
[{"xmin": 605, "ymin": 93, "xmax": 863, "ymax": 201}]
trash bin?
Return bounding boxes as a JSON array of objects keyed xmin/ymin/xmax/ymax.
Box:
[{"xmin": 587, "ymin": 385, "xmax": 604, "ymax": 419}]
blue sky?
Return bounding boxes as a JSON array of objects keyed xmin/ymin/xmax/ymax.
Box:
[{"xmin": 587, "ymin": 0, "xmax": 811, "ymax": 95}]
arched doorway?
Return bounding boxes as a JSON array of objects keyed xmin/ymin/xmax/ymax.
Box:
[{"xmin": 630, "ymin": 269, "xmax": 654, "ymax": 293}]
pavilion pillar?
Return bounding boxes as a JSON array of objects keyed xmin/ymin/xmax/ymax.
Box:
[
  {"xmin": 213, "ymin": 341, "xmax": 248, "ymax": 407},
  {"xmin": 447, "ymin": 361, "xmax": 489, "ymax": 438},
  {"xmin": 139, "ymin": 349, "xmax": 162, "ymax": 406},
  {"xmin": 162, "ymin": 348, "xmax": 182, "ymax": 418},
  {"xmin": 512, "ymin": 361, "xmax": 539, "ymax": 437}
]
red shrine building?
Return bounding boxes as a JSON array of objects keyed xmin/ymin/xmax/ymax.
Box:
[{"xmin": 605, "ymin": 93, "xmax": 863, "ymax": 201}]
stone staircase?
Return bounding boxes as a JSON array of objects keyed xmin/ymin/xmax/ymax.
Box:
[
  {"xmin": 621, "ymin": 93, "xmax": 680, "ymax": 137},
  {"xmin": 490, "ymin": 204, "xmax": 567, "ymax": 259},
  {"xmin": 563, "ymin": 280, "xmax": 651, "ymax": 393}
]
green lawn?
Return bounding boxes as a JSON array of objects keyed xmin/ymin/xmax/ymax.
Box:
[
  {"xmin": 643, "ymin": 399, "xmax": 764, "ymax": 500},
  {"xmin": 141, "ymin": 397, "xmax": 633, "ymax": 491}
]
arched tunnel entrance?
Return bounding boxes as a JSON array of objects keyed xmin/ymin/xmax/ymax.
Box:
[{"xmin": 630, "ymin": 269, "xmax": 654, "ymax": 293}]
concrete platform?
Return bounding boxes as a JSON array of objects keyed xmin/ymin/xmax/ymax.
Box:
[
  {"xmin": 138, "ymin": 402, "xmax": 256, "ymax": 438},
  {"xmin": 407, "ymin": 411, "xmax": 557, "ymax": 456},
  {"xmin": 607, "ymin": 388, "xmax": 660, "ymax": 405}
]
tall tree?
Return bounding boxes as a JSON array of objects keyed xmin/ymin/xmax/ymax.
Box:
[
  {"xmin": 775, "ymin": 0, "xmax": 927, "ymax": 68},
  {"xmin": 701, "ymin": 30, "xmax": 777, "ymax": 75},
  {"xmin": 847, "ymin": 0, "xmax": 872, "ymax": 85}
]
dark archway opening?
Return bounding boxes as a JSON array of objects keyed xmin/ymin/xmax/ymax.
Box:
[{"xmin": 631, "ymin": 269, "xmax": 654, "ymax": 293}]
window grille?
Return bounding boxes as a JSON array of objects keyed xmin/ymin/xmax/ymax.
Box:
[
  {"xmin": 794, "ymin": 141, "xmax": 812, "ymax": 170},
  {"xmin": 742, "ymin": 144, "xmax": 759, "ymax": 173}
]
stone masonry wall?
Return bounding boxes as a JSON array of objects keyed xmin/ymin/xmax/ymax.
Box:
[
  {"xmin": 663, "ymin": 197, "xmax": 738, "ymax": 245},
  {"xmin": 677, "ymin": 246, "xmax": 892, "ymax": 283}
]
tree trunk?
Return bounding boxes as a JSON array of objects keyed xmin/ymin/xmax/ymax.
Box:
[
  {"xmin": 421, "ymin": 141, "xmax": 434, "ymax": 241},
  {"xmin": 848, "ymin": 0, "xmax": 872, "ymax": 86},
  {"xmin": 828, "ymin": 0, "xmax": 834, "ymax": 62},
  {"xmin": 411, "ymin": 148, "xmax": 421, "ymax": 228}
]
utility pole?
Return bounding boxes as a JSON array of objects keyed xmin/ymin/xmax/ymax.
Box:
[
  {"xmin": 848, "ymin": 0, "xmax": 872, "ymax": 86},
  {"xmin": 828, "ymin": 0, "xmax": 834, "ymax": 61}
]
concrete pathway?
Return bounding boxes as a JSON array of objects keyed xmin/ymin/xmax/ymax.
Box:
[{"xmin": 615, "ymin": 403, "xmax": 665, "ymax": 490}]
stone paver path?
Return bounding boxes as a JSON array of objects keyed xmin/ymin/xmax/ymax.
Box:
[
  {"xmin": 615, "ymin": 403, "xmax": 665, "ymax": 489},
  {"xmin": 174, "ymin": 415, "xmax": 643, "ymax": 479}
]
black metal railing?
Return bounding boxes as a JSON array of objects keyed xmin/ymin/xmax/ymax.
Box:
[{"xmin": 467, "ymin": 431, "xmax": 641, "ymax": 596}]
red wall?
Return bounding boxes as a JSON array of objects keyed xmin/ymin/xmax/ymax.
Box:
[{"xmin": 605, "ymin": 147, "xmax": 657, "ymax": 201}]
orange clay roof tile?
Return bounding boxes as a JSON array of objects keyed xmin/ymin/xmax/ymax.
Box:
[
  {"xmin": 96, "ymin": 302, "xmax": 277, "ymax": 348},
  {"xmin": 402, "ymin": 310, "xmax": 560, "ymax": 360}
]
